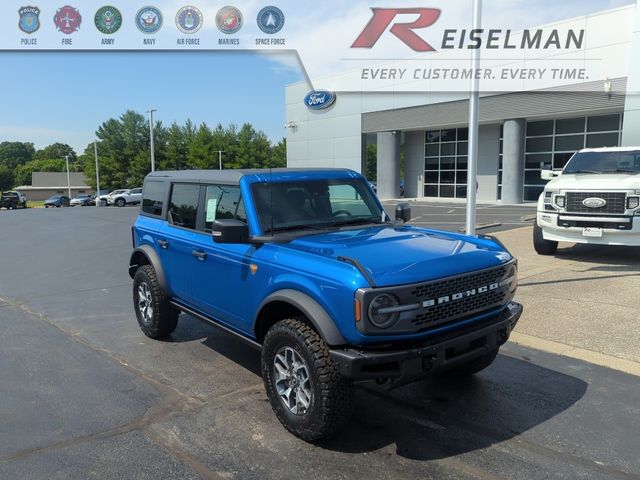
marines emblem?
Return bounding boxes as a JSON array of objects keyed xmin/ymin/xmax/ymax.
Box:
[
  {"xmin": 19, "ymin": 6, "xmax": 41, "ymax": 34},
  {"xmin": 216, "ymin": 6, "xmax": 243, "ymax": 34}
]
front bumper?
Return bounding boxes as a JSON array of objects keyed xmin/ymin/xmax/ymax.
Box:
[
  {"xmin": 537, "ymin": 212, "xmax": 640, "ymax": 246},
  {"xmin": 329, "ymin": 301, "xmax": 522, "ymax": 388}
]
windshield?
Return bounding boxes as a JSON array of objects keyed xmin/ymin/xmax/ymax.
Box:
[
  {"xmin": 564, "ymin": 151, "xmax": 640, "ymax": 174},
  {"xmin": 252, "ymin": 179, "xmax": 386, "ymax": 233}
]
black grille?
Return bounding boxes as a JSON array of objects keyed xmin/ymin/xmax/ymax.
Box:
[
  {"xmin": 565, "ymin": 192, "xmax": 626, "ymax": 215},
  {"xmin": 409, "ymin": 266, "xmax": 508, "ymax": 329}
]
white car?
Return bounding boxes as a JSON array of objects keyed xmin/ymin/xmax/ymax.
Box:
[
  {"xmin": 108, "ymin": 188, "xmax": 143, "ymax": 207},
  {"xmin": 535, "ymin": 147, "xmax": 640, "ymax": 254}
]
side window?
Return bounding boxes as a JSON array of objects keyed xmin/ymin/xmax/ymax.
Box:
[
  {"xmin": 169, "ymin": 184, "xmax": 200, "ymax": 230},
  {"xmin": 204, "ymin": 184, "xmax": 246, "ymax": 232},
  {"xmin": 142, "ymin": 181, "xmax": 165, "ymax": 216}
]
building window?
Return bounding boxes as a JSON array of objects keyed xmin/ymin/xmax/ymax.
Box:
[
  {"xmin": 424, "ymin": 128, "xmax": 469, "ymax": 199},
  {"xmin": 498, "ymin": 113, "xmax": 622, "ymax": 202}
]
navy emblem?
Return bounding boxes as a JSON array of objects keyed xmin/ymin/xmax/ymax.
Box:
[
  {"xmin": 54, "ymin": 5, "xmax": 82, "ymax": 34},
  {"xmin": 257, "ymin": 6, "xmax": 284, "ymax": 35},
  {"xmin": 176, "ymin": 6, "xmax": 203, "ymax": 34},
  {"xmin": 216, "ymin": 6, "xmax": 243, "ymax": 34},
  {"xmin": 19, "ymin": 6, "xmax": 41, "ymax": 34},
  {"xmin": 95, "ymin": 6, "xmax": 122, "ymax": 34},
  {"xmin": 136, "ymin": 6, "xmax": 162, "ymax": 34}
]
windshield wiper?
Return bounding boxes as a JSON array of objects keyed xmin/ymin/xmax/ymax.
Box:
[
  {"xmin": 566, "ymin": 170, "xmax": 602, "ymax": 174},
  {"xmin": 332, "ymin": 218, "xmax": 387, "ymax": 227},
  {"xmin": 267, "ymin": 224, "xmax": 333, "ymax": 234}
]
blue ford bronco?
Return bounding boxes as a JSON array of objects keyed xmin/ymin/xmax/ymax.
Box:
[{"xmin": 129, "ymin": 169, "xmax": 522, "ymax": 441}]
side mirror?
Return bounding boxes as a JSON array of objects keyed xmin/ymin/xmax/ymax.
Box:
[
  {"xmin": 395, "ymin": 203, "xmax": 412, "ymax": 223},
  {"xmin": 541, "ymin": 170, "xmax": 558, "ymax": 181},
  {"xmin": 212, "ymin": 219, "xmax": 249, "ymax": 244}
]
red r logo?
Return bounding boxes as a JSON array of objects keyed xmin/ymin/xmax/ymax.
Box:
[{"xmin": 351, "ymin": 8, "xmax": 441, "ymax": 52}]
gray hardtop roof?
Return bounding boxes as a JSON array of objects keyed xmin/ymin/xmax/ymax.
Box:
[{"xmin": 145, "ymin": 168, "xmax": 359, "ymax": 184}]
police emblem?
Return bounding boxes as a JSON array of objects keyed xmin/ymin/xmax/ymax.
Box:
[
  {"xmin": 257, "ymin": 6, "xmax": 284, "ymax": 35},
  {"xmin": 216, "ymin": 6, "xmax": 243, "ymax": 34},
  {"xmin": 19, "ymin": 6, "xmax": 41, "ymax": 34},
  {"xmin": 54, "ymin": 6, "xmax": 82, "ymax": 34},
  {"xmin": 136, "ymin": 6, "xmax": 162, "ymax": 34},
  {"xmin": 95, "ymin": 6, "xmax": 122, "ymax": 34},
  {"xmin": 176, "ymin": 6, "xmax": 203, "ymax": 34}
]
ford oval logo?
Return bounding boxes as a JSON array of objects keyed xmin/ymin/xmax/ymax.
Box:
[
  {"xmin": 582, "ymin": 197, "xmax": 607, "ymax": 208},
  {"xmin": 304, "ymin": 90, "xmax": 336, "ymax": 110}
]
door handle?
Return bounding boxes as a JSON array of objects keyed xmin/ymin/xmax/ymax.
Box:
[
  {"xmin": 192, "ymin": 250, "xmax": 207, "ymax": 261},
  {"xmin": 157, "ymin": 239, "xmax": 169, "ymax": 249}
]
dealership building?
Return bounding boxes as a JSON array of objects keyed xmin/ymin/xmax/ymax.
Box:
[{"xmin": 285, "ymin": 4, "xmax": 640, "ymax": 203}]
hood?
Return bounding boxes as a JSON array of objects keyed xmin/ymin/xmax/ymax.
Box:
[
  {"xmin": 283, "ymin": 226, "xmax": 512, "ymax": 288},
  {"xmin": 549, "ymin": 173, "xmax": 640, "ymax": 191}
]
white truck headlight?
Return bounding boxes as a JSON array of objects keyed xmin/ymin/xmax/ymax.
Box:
[
  {"xmin": 554, "ymin": 195, "xmax": 566, "ymax": 208},
  {"xmin": 628, "ymin": 196, "xmax": 640, "ymax": 210}
]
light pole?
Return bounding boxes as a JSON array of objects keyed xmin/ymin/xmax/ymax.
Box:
[
  {"xmin": 64, "ymin": 155, "xmax": 71, "ymax": 198},
  {"xmin": 216, "ymin": 150, "xmax": 224, "ymax": 170},
  {"xmin": 465, "ymin": 0, "xmax": 482, "ymax": 236},
  {"xmin": 94, "ymin": 141, "xmax": 101, "ymax": 206},
  {"xmin": 148, "ymin": 109, "xmax": 157, "ymax": 172}
]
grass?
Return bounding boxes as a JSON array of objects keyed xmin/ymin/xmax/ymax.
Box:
[{"xmin": 27, "ymin": 201, "xmax": 45, "ymax": 209}]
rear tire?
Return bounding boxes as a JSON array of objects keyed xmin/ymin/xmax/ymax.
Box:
[
  {"xmin": 262, "ymin": 319, "xmax": 352, "ymax": 441},
  {"xmin": 133, "ymin": 265, "xmax": 179, "ymax": 339},
  {"xmin": 445, "ymin": 348, "xmax": 499, "ymax": 376},
  {"xmin": 115, "ymin": 198, "xmax": 126, "ymax": 207},
  {"xmin": 533, "ymin": 224, "xmax": 558, "ymax": 255}
]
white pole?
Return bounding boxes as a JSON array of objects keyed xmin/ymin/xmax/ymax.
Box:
[
  {"xmin": 148, "ymin": 109, "xmax": 156, "ymax": 172},
  {"xmin": 65, "ymin": 155, "xmax": 71, "ymax": 198},
  {"xmin": 466, "ymin": 0, "xmax": 482, "ymax": 236},
  {"xmin": 94, "ymin": 141, "xmax": 101, "ymax": 207},
  {"xmin": 218, "ymin": 150, "xmax": 224, "ymax": 170}
]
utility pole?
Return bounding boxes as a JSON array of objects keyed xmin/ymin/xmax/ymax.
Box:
[
  {"xmin": 465, "ymin": 0, "xmax": 482, "ymax": 236},
  {"xmin": 64, "ymin": 155, "xmax": 71, "ymax": 198},
  {"xmin": 148, "ymin": 109, "xmax": 157, "ymax": 172},
  {"xmin": 216, "ymin": 150, "xmax": 224, "ymax": 170},
  {"xmin": 94, "ymin": 141, "xmax": 101, "ymax": 207}
]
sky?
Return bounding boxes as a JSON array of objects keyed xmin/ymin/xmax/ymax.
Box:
[{"xmin": 0, "ymin": 0, "xmax": 634, "ymax": 155}]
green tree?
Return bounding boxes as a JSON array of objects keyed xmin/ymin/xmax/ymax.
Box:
[
  {"xmin": 271, "ymin": 138, "xmax": 287, "ymax": 168},
  {"xmin": 366, "ymin": 144, "xmax": 377, "ymax": 180},
  {"xmin": 0, "ymin": 166, "xmax": 14, "ymax": 191},
  {"xmin": 34, "ymin": 143, "xmax": 76, "ymax": 163},
  {"xmin": 0, "ymin": 142, "xmax": 35, "ymax": 170},
  {"xmin": 164, "ymin": 122, "xmax": 188, "ymax": 171},
  {"xmin": 14, "ymin": 159, "xmax": 66, "ymax": 186}
]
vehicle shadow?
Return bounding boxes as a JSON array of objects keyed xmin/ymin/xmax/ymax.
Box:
[
  {"xmin": 318, "ymin": 354, "xmax": 587, "ymax": 460},
  {"xmin": 173, "ymin": 317, "xmax": 587, "ymax": 461},
  {"xmin": 556, "ymin": 244, "xmax": 640, "ymax": 269}
]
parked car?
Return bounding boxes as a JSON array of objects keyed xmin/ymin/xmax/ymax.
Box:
[
  {"xmin": 535, "ymin": 147, "xmax": 640, "ymax": 254},
  {"xmin": 0, "ymin": 191, "xmax": 27, "ymax": 209},
  {"xmin": 109, "ymin": 187, "xmax": 143, "ymax": 207},
  {"xmin": 129, "ymin": 169, "xmax": 521, "ymax": 441},
  {"xmin": 98, "ymin": 189, "xmax": 129, "ymax": 207},
  {"xmin": 44, "ymin": 195, "xmax": 71, "ymax": 208},
  {"xmin": 70, "ymin": 195, "xmax": 94, "ymax": 207}
]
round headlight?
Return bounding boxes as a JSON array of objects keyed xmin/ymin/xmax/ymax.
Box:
[
  {"xmin": 368, "ymin": 294, "xmax": 400, "ymax": 329},
  {"xmin": 509, "ymin": 264, "xmax": 518, "ymax": 293}
]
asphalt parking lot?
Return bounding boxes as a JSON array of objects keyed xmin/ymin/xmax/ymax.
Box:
[{"xmin": 1, "ymin": 206, "xmax": 639, "ymax": 479}]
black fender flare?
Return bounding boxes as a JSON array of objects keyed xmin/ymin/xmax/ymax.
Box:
[
  {"xmin": 128, "ymin": 245, "xmax": 168, "ymax": 293},
  {"xmin": 256, "ymin": 289, "xmax": 347, "ymax": 346}
]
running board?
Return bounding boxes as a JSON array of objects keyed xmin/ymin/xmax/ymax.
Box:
[{"xmin": 170, "ymin": 301, "xmax": 262, "ymax": 350}]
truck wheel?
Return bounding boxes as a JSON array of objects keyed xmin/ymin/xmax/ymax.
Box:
[
  {"xmin": 533, "ymin": 224, "xmax": 558, "ymax": 255},
  {"xmin": 115, "ymin": 198, "xmax": 126, "ymax": 207},
  {"xmin": 132, "ymin": 265, "xmax": 179, "ymax": 339},
  {"xmin": 262, "ymin": 319, "xmax": 352, "ymax": 441},
  {"xmin": 446, "ymin": 348, "xmax": 499, "ymax": 376}
]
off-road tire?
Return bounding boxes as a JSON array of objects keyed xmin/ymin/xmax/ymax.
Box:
[
  {"xmin": 533, "ymin": 224, "xmax": 558, "ymax": 255},
  {"xmin": 262, "ymin": 318, "xmax": 352, "ymax": 441},
  {"xmin": 446, "ymin": 348, "xmax": 499, "ymax": 376},
  {"xmin": 115, "ymin": 198, "xmax": 126, "ymax": 207},
  {"xmin": 132, "ymin": 265, "xmax": 179, "ymax": 339}
]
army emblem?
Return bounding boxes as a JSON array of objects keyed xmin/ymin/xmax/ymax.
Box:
[
  {"xmin": 176, "ymin": 6, "xmax": 203, "ymax": 34},
  {"xmin": 54, "ymin": 5, "xmax": 82, "ymax": 34},
  {"xmin": 136, "ymin": 6, "xmax": 163, "ymax": 34},
  {"xmin": 19, "ymin": 6, "xmax": 41, "ymax": 34},
  {"xmin": 216, "ymin": 6, "xmax": 243, "ymax": 34},
  {"xmin": 95, "ymin": 6, "xmax": 122, "ymax": 34}
]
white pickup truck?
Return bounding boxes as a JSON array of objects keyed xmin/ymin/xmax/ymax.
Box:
[{"xmin": 535, "ymin": 147, "xmax": 640, "ymax": 254}]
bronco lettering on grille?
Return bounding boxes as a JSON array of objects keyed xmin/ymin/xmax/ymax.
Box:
[{"xmin": 422, "ymin": 278, "xmax": 512, "ymax": 309}]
